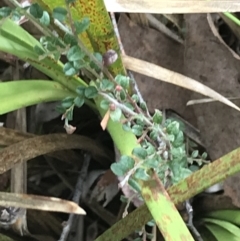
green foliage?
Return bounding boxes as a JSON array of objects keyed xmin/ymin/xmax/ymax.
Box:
[
  {"xmin": 115, "ymin": 75, "xmax": 130, "ymax": 89},
  {"xmin": 111, "ymin": 155, "xmax": 135, "ymax": 177},
  {"xmin": 128, "ymin": 178, "xmax": 141, "ymax": 193},
  {"xmin": 74, "ymin": 17, "xmax": 90, "ymax": 34},
  {"xmin": 0, "ymin": 5, "xmax": 214, "ymax": 241},
  {"xmin": 100, "ymin": 79, "xmax": 114, "ymax": 91},
  {"xmin": 84, "ymin": 86, "xmax": 98, "ymax": 99},
  {"xmin": 131, "ymin": 125, "xmax": 143, "ymax": 136},
  {"xmin": 110, "ymin": 108, "xmax": 122, "ymax": 122},
  {"xmin": 52, "ymin": 7, "xmax": 67, "ymax": 22},
  {"xmin": 132, "ymin": 147, "xmax": 148, "ymax": 160},
  {"xmin": 152, "ymin": 109, "xmax": 163, "ymax": 124},
  {"xmin": 30, "ymin": 3, "xmax": 44, "ymax": 19},
  {"xmin": 134, "ymin": 168, "xmax": 149, "ymax": 180},
  {"xmin": 63, "ymin": 62, "xmax": 78, "ymax": 76},
  {"xmin": 40, "ymin": 11, "xmax": 50, "ymax": 25},
  {"xmin": 100, "ymin": 99, "xmax": 110, "ymax": 110}
]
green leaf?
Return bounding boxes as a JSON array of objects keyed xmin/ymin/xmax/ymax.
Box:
[
  {"xmin": 203, "ymin": 218, "xmax": 240, "ymax": 238},
  {"xmin": 172, "ymin": 131, "xmax": 184, "ymax": 147},
  {"xmin": 0, "ymin": 81, "xmax": 74, "ymax": 115},
  {"xmin": 73, "ymin": 59, "xmax": 86, "ymax": 69},
  {"xmin": 109, "ymin": 165, "xmax": 123, "ymax": 176},
  {"xmin": 131, "ymin": 94, "xmax": 139, "ymax": 103},
  {"xmin": 128, "ymin": 178, "xmax": 141, "ymax": 193},
  {"xmin": 76, "ymin": 86, "xmax": 85, "ymax": 97},
  {"xmin": 119, "ymin": 155, "xmax": 135, "ymax": 169},
  {"xmin": 100, "ymin": 99, "xmax": 110, "ymax": 110},
  {"xmin": 111, "ymin": 155, "xmax": 135, "ymax": 176},
  {"xmin": 90, "ymin": 52, "xmax": 103, "ymax": 71},
  {"xmin": 144, "ymin": 157, "xmax": 159, "ymax": 168},
  {"xmin": 146, "ymin": 144, "xmax": 156, "ymax": 156},
  {"xmin": 124, "ymin": 102, "xmax": 134, "ymax": 111},
  {"xmin": 29, "ymin": 3, "xmax": 43, "ymax": 19},
  {"xmin": 132, "ymin": 147, "xmax": 147, "ymax": 160},
  {"xmin": 33, "ymin": 45, "xmax": 46, "ymax": 55},
  {"xmin": 204, "ymin": 223, "xmax": 239, "ymax": 241},
  {"xmin": 74, "ymin": 96, "xmax": 84, "ymax": 108},
  {"xmin": 146, "ymin": 220, "xmax": 156, "ymax": 227},
  {"xmin": 122, "ymin": 122, "xmax": 132, "ymax": 132},
  {"xmin": 166, "ymin": 121, "xmax": 180, "ymax": 135},
  {"xmin": 135, "ymin": 118, "xmax": 145, "ymax": 127},
  {"xmin": 171, "ymin": 146, "xmax": 186, "ymax": 159},
  {"xmin": 84, "ymin": 86, "xmax": 98, "ymax": 99},
  {"xmin": 115, "ymin": 75, "xmax": 130, "ymax": 89},
  {"xmin": 120, "ymin": 195, "xmax": 128, "ymax": 203},
  {"xmin": 171, "ymin": 167, "xmax": 192, "ymax": 184},
  {"xmin": 63, "ymin": 62, "xmax": 78, "ymax": 76},
  {"xmin": 67, "ymin": 45, "xmax": 85, "ymax": 61},
  {"xmin": 61, "ymin": 97, "xmax": 74, "ymax": 108},
  {"xmin": 202, "ymin": 152, "xmax": 208, "ymax": 159},
  {"xmin": 191, "ymin": 150, "xmax": 199, "ymax": 158},
  {"xmin": 74, "ymin": 17, "xmax": 90, "ymax": 34},
  {"xmin": 100, "ymin": 79, "xmax": 114, "ymax": 91},
  {"xmin": 110, "ymin": 108, "xmax": 122, "ymax": 122},
  {"xmin": 63, "ymin": 33, "xmax": 78, "ymax": 46},
  {"xmin": 152, "ymin": 109, "xmax": 163, "ymax": 124},
  {"xmin": 0, "ymin": 7, "xmax": 12, "ymax": 18},
  {"xmin": 40, "ymin": 11, "xmax": 50, "ymax": 26},
  {"xmin": 66, "ymin": 108, "xmax": 74, "ymax": 121},
  {"xmin": 204, "ymin": 210, "xmax": 240, "ymax": 227},
  {"xmin": 11, "ymin": 10, "xmax": 21, "ymax": 22},
  {"xmin": 140, "ymin": 101, "xmax": 147, "ymax": 111},
  {"xmin": 134, "ymin": 168, "xmax": 149, "ymax": 180},
  {"xmin": 131, "ymin": 125, "xmax": 143, "ymax": 136},
  {"xmin": 52, "ymin": 7, "xmax": 67, "ymax": 22},
  {"xmin": 149, "ymin": 130, "xmax": 158, "ymax": 141}
]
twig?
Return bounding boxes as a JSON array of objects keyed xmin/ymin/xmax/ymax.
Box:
[
  {"xmin": 58, "ymin": 153, "xmax": 91, "ymax": 241},
  {"xmin": 186, "ymin": 200, "xmax": 203, "ymax": 241},
  {"xmin": 110, "ymin": 12, "xmax": 151, "ymax": 117}
]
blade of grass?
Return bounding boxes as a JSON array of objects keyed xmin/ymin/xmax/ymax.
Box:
[
  {"xmin": 0, "ymin": 80, "xmax": 74, "ymax": 115},
  {"xmin": 141, "ymin": 172, "xmax": 194, "ymax": 241}
]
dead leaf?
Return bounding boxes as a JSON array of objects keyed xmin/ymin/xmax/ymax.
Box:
[
  {"xmin": 100, "ymin": 109, "xmax": 110, "ymax": 131},
  {"xmin": 104, "ymin": 0, "xmax": 240, "ymax": 13},
  {"xmin": 0, "ymin": 192, "xmax": 85, "ymax": 215},
  {"xmin": 207, "ymin": 13, "xmax": 240, "ymax": 61},
  {"xmin": 122, "ymin": 54, "xmax": 240, "ymax": 112},
  {"xmin": 0, "ymin": 133, "xmax": 110, "ymax": 174},
  {"xmin": 90, "ymin": 169, "xmax": 119, "ymax": 207}
]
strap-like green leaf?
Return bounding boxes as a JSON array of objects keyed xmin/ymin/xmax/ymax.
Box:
[
  {"xmin": 0, "ymin": 80, "xmax": 74, "ymax": 114},
  {"xmin": 205, "ymin": 210, "xmax": 240, "ymax": 227},
  {"xmin": 205, "ymin": 223, "xmax": 239, "ymax": 241},
  {"xmin": 202, "ymin": 218, "xmax": 240, "ymax": 237}
]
